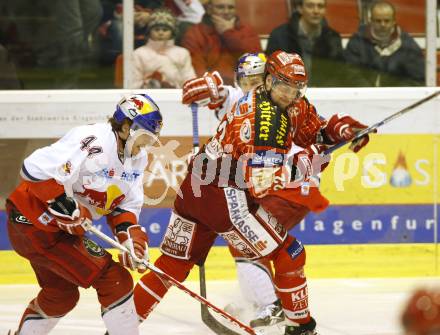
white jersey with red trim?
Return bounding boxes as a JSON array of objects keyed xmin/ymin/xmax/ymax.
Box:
[
  {"xmin": 216, "ymin": 85, "xmax": 244, "ymax": 120},
  {"xmin": 21, "ymin": 123, "xmax": 146, "ymax": 220}
]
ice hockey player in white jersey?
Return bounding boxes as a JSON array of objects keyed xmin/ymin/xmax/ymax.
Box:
[
  {"xmin": 182, "ymin": 52, "xmax": 267, "ymax": 121},
  {"xmin": 6, "ymin": 93, "xmax": 162, "ymax": 335},
  {"xmin": 182, "ymin": 53, "xmax": 286, "ymax": 329}
]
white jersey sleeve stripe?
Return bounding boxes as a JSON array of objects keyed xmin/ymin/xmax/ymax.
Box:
[{"xmin": 20, "ymin": 163, "xmax": 42, "ymax": 181}]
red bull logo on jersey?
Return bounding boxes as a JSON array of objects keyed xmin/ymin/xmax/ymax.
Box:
[{"xmin": 76, "ymin": 184, "xmax": 125, "ymax": 215}]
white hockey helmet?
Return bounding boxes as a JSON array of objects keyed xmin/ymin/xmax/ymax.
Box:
[
  {"xmin": 235, "ymin": 52, "xmax": 267, "ymax": 81},
  {"xmin": 114, "ymin": 93, "xmax": 163, "ymax": 135}
]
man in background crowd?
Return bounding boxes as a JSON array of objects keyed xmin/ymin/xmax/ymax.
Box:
[
  {"xmin": 265, "ymin": 0, "xmax": 344, "ymax": 87},
  {"xmin": 181, "ymin": 0, "xmax": 261, "ymax": 85},
  {"xmin": 345, "ymin": 0, "xmax": 425, "ymax": 86}
]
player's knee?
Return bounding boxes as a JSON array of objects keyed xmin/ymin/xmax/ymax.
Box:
[
  {"xmin": 37, "ymin": 287, "xmax": 80, "ymax": 316},
  {"xmin": 272, "ymin": 235, "xmax": 306, "ymax": 275},
  {"xmin": 155, "ymin": 254, "xmax": 194, "ymax": 282},
  {"xmin": 93, "ymin": 261, "xmax": 134, "ymax": 308}
]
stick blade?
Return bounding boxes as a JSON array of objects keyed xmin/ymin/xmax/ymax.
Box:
[
  {"xmin": 199, "ymin": 265, "xmax": 247, "ymax": 335},
  {"xmin": 201, "ymin": 304, "xmax": 246, "ymax": 335}
]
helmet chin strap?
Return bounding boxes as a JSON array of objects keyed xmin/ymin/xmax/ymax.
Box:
[
  {"xmin": 123, "ymin": 129, "xmax": 136, "ymax": 160},
  {"xmin": 115, "ymin": 131, "xmax": 127, "ymax": 162}
]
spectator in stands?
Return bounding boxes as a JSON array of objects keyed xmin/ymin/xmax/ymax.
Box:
[
  {"xmin": 181, "ymin": 0, "xmax": 261, "ymax": 85},
  {"xmin": 132, "ymin": 8, "xmax": 195, "ymax": 88},
  {"xmin": 164, "ymin": 0, "xmax": 205, "ymax": 44},
  {"xmin": 99, "ymin": 0, "xmax": 204, "ymax": 64},
  {"xmin": 99, "ymin": 0, "xmax": 155, "ymax": 64},
  {"xmin": 0, "ymin": 41, "xmax": 21, "ymax": 89},
  {"xmin": 438, "ymin": 0, "xmax": 440, "ymax": 37},
  {"xmin": 265, "ymin": 0, "xmax": 344, "ymax": 87},
  {"xmin": 345, "ymin": 0, "xmax": 425, "ymax": 86},
  {"xmin": 37, "ymin": 0, "xmax": 103, "ymax": 88},
  {"xmin": 2, "ymin": 0, "xmax": 104, "ymax": 89}
]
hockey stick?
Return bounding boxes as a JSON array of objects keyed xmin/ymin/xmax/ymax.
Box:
[
  {"xmin": 191, "ymin": 103, "xmax": 200, "ymax": 154},
  {"xmin": 190, "ymin": 103, "xmax": 243, "ymax": 335},
  {"xmin": 324, "ymin": 90, "xmax": 440, "ymax": 155},
  {"xmin": 83, "ymin": 222, "xmax": 258, "ymax": 335},
  {"xmin": 199, "ymin": 264, "xmax": 244, "ymax": 335}
]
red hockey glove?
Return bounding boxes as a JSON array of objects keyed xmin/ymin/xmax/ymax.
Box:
[
  {"xmin": 115, "ymin": 224, "xmax": 149, "ymax": 273},
  {"xmin": 291, "ymin": 144, "xmax": 331, "ymax": 182},
  {"xmin": 182, "ymin": 71, "xmax": 226, "ymax": 108},
  {"xmin": 47, "ymin": 193, "xmax": 91, "ymax": 235},
  {"xmin": 324, "ymin": 114, "xmax": 375, "ymax": 153}
]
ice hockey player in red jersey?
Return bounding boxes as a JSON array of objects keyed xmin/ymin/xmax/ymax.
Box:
[
  {"xmin": 183, "ymin": 52, "xmax": 286, "ymax": 325},
  {"xmin": 134, "ymin": 51, "xmax": 373, "ymax": 335},
  {"xmin": 6, "ymin": 94, "xmax": 163, "ymax": 335},
  {"xmin": 181, "ymin": 50, "xmax": 373, "ymax": 332}
]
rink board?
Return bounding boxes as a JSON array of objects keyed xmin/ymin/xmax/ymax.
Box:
[
  {"xmin": 0, "ymin": 243, "xmax": 438, "ymax": 285},
  {"xmin": 1, "ymin": 204, "xmax": 439, "ymax": 284},
  {"xmin": 1, "ymin": 204, "xmax": 439, "ymax": 250}
]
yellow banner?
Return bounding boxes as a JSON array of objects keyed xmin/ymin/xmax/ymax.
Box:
[{"xmin": 320, "ymin": 134, "xmax": 440, "ymax": 205}]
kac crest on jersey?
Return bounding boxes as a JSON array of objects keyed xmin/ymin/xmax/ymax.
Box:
[{"xmin": 83, "ymin": 238, "xmax": 106, "ymax": 257}]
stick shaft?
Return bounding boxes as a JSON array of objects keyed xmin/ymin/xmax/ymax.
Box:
[
  {"xmin": 191, "ymin": 103, "xmax": 200, "ymax": 151},
  {"xmin": 191, "ymin": 103, "xmax": 241, "ymax": 334},
  {"xmin": 324, "ymin": 90, "xmax": 440, "ymax": 155},
  {"xmin": 85, "ymin": 224, "xmax": 256, "ymax": 335}
]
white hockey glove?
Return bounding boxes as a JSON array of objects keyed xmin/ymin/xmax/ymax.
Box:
[
  {"xmin": 47, "ymin": 193, "xmax": 91, "ymax": 235},
  {"xmin": 115, "ymin": 223, "xmax": 149, "ymax": 273}
]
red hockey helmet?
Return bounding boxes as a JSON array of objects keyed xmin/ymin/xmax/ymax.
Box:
[
  {"xmin": 402, "ymin": 288, "xmax": 440, "ymax": 335},
  {"xmin": 265, "ymin": 50, "xmax": 308, "ymax": 100}
]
